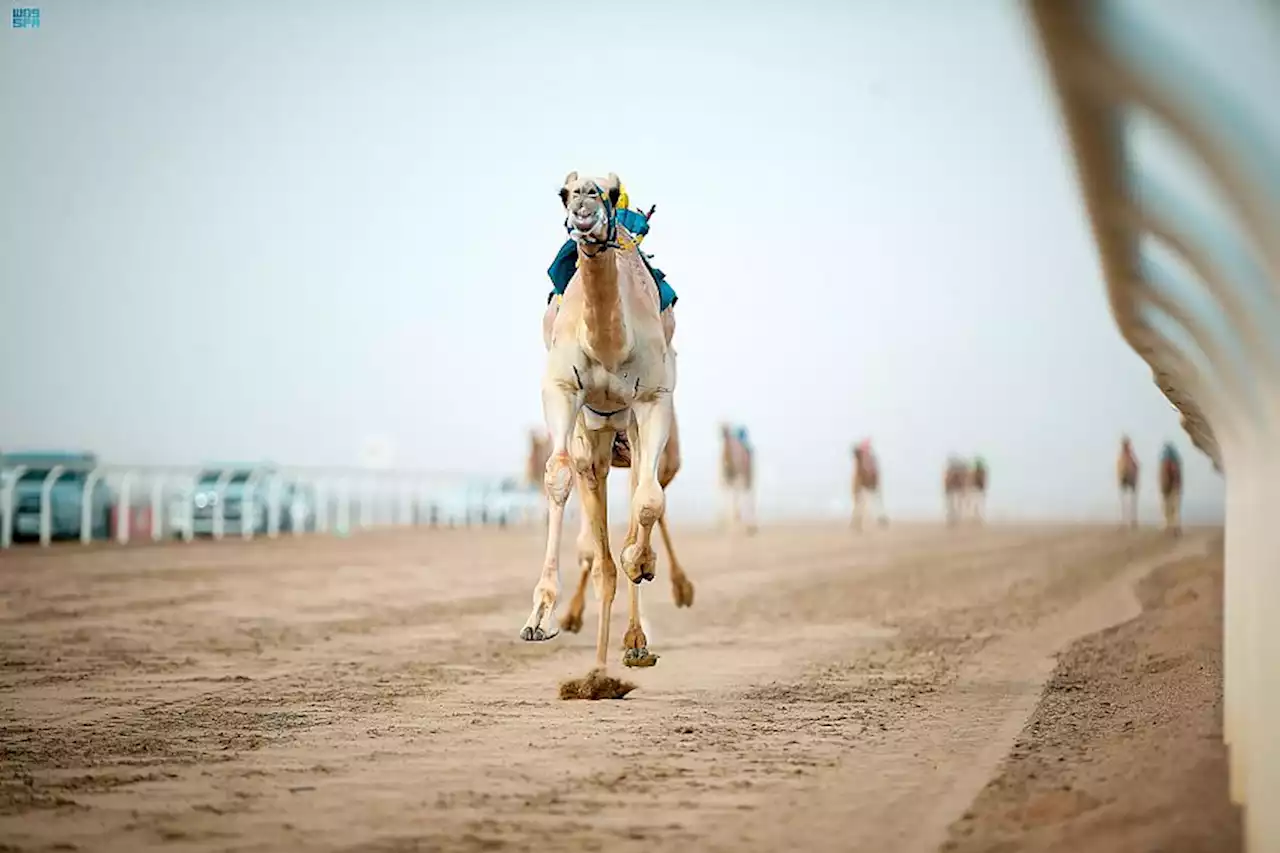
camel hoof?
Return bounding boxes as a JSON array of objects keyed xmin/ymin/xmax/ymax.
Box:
[
  {"xmin": 520, "ymin": 626, "xmax": 558, "ymax": 642},
  {"xmin": 560, "ymin": 610, "xmax": 584, "ymax": 634},
  {"xmin": 672, "ymin": 577, "xmax": 695, "ymax": 608},
  {"xmin": 621, "ymin": 543, "xmax": 656, "ymax": 585},
  {"xmin": 623, "ymin": 647, "xmax": 660, "ymax": 668}
]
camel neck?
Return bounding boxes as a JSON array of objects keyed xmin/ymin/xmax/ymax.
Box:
[{"xmin": 577, "ymin": 246, "xmax": 627, "ymax": 367}]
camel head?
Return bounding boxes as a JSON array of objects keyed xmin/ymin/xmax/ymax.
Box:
[{"xmin": 559, "ymin": 171, "xmax": 622, "ymax": 249}]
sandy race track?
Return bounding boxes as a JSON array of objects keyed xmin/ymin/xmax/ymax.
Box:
[{"xmin": 0, "ymin": 524, "xmax": 1239, "ymax": 852}]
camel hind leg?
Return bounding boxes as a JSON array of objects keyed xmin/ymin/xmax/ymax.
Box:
[
  {"xmin": 659, "ymin": 515, "xmax": 694, "ymax": 607},
  {"xmin": 656, "ymin": 415, "xmax": 693, "ymax": 608},
  {"xmin": 874, "ymin": 488, "xmax": 889, "ymax": 527},
  {"xmin": 1163, "ymin": 486, "xmax": 1183, "ymax": 536},
  {"xmin": 560, "ymin": 502, "xmax": 593, "ymax": 634},
  {"xmin": 620, "ymin": 396, "xmax": 672, "ymax": 585},
  {"xmin": 620, "ymin": 454, "xmax": 659, "ymax": 667}
]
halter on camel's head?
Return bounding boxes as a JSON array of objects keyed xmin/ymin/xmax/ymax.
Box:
[{"xmin": 559, "ymin": 171, "xmax": 623, "ymax": 257}]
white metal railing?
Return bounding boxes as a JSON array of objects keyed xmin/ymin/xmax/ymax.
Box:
[
  {"xmin": 0, "ymin": 463, "xmax": 546, "ymax": 550},
  {"xmin": 1026, "ymin": 1, "xmax": 1278, "ymax": 849}
]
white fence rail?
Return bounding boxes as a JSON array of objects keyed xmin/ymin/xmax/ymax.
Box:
[
  {"xmin": 0, "ymin": 464, "xmax": 546, "ymax": 549},
  {"xmin": 1027, "ymin": 2, "xmax": 1278, "ymax": 850}
]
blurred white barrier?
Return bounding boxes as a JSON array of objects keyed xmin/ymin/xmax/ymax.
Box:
[
  {"xmin": 37, "ymin": 466, "xmax": 65, "ymax": 547},
  {"xmin": 0, "ymin": 465, "xmax": 26, "ymax": 550},
  {"xmin": 0, "ymin": 463, "xmax": 545, "ymax": 550},
  {"xmin": 1027, "ymin": 1, "xmax": 1278, "ymax": 849}
]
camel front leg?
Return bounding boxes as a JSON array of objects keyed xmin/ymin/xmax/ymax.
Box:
[
  {"xmin": 1121, "ymin": 487, "xmax": 1138, "ymax": 528},
  {"xmin": 620, "ymin": 450, "xmax": 660, "ymax": 667},
  {"xmin": 620, "ymin": 396, "xmax": 672, "ymax": 585},
  {"xmin": 520, "ymin": 381, "xmax": 581, "ymax": 642},
  {"xmin": 622, "ymin": 580, "xmax": 659, "ymax": 667},
  {"xmin": 575, "ymin": 428, "xmax": 618, "ymax": 670},
  {"xmin": 852, "ymin": 485, "xmax": 865, "ymax": 531},
  {"xmin": 720, "ymin": 480, "xmax": 736, "ymax": 531}
]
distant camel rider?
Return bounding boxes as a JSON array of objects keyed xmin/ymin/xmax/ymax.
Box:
[{"xmin": 542, "ymin": 181, "xmax": 678, "ymax": 349}]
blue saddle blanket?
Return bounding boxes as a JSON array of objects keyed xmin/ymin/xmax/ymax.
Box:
[{"xmin": 546, "ymin": 208, "xmax": 677, "ymax": 311}]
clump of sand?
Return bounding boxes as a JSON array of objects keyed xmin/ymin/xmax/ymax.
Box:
[{"xmin": 559, "ymin": 668, "xmax": 637, "ymax": 700}]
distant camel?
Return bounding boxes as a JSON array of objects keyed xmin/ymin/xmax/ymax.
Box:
[
  {"xmin": 944, "ymin": 457, "xmax": 969, "ymax": 526},
  {"xmin": 944, "ymin": 456, "xmax": 986, "ymax": 525},
  {"xmin": 525, "ymin": 428, "xmax": 551, "ymax": 492},
  {"xmin": 720, "ymin": 424, "xmax": 757, "ymax": 534},
  {"xmin": 970, "ymin": 456, "xmax": 988, "ymax": 524},
  {"xmin": 1158, "ymin": 441, "xmax": 1183, "ymax": 536},
  {"xmin": 1117, "ymin": 434, "xmax": 1139, "ymax": 528},
  {"xmin": 851, "ymin": 439, "xmax": 888, "ymax": 531},
  {"xmin": 524, "ymin": 428, "xmax": 551, "ymax": 524}
]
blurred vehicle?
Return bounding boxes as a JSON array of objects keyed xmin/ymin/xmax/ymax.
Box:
[
  {"xmin": 171, "ymin": 465, "xmax": 316, "ymax": 537},
  {"xmin": 0, "ymin": 451, "xmax": 112, "ymax": 542}
]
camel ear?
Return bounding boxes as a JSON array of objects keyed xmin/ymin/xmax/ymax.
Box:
[
  {"xmin": 604, "ymin": 172, "xmax": 621, "ymax": 206},
  {"xmin": 559, "ymin": 171, "xmax": 578, "ymax": 207}
]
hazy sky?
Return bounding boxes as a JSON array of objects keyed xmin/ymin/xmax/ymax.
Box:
[{"xmin": 3, "ymin": 0, "xmax": 1254, "ymax": 522}]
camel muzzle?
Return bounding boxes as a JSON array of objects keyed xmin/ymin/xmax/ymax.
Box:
[{"xmin": 569, "ymin": 212, "xmax": 598, "ymax": 233}]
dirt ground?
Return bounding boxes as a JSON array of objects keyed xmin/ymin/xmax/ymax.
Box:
[
  {"xmin": 944, "ymin": 534, "xmax": 1240, "ymax": 853},
  {"xmin": 0, "ymin": 523, "xmax": 1239, "ymax": 853}
]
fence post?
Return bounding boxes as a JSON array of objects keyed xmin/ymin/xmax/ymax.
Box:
[
  {"xmin": 37, "ymin": 466, "xmax": 67, "ymax": 547},
  {"xmin": 150, "ymin": 475, "xmax": 166, "ymax": 542},
  {"xmin": 212, "ymin": 469, "xmax": 234, "ymax": 541},
  {"xmin": 0, "ymin": 465, "xmax": 26, "ymax": 549},
  {"xmin": 116, "ymin": 471, "xmax": 136, "ymax": 544},
  {"xmin": 178, "ymin": 474, "xmax": 195, "ymax": 543},
  {"xmin": 81, "ymin": 468, "xmax": 104, "ymax": 545},
  {"xmin": 336, "ymin": 477, "xmax": 351, "ymax": 537}
]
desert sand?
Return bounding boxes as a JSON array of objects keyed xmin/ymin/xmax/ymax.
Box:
[{"xmin": 0, "ymin": 523, "xmax": 1239, "ymax": 852}]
